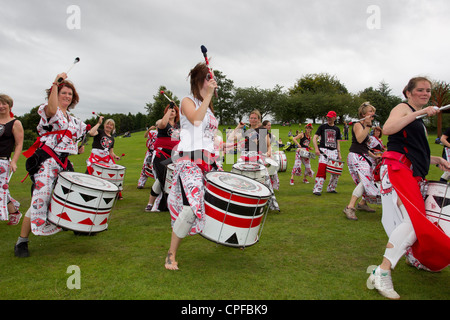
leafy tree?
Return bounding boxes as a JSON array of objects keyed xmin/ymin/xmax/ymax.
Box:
[
  {"xmin": 145, "ymin": 86, "xmax": 179, "ymax": 126},
  {"xmin": 287, "ymin": 73, "xmax": 353, "ymax": 123},
  {"xmin": 358, "ymin": 81, "xmax": 402, "ymax": 126},
  {"xmin": 213, "ymin": 70, "xmax": 235, "ymax": 125}
]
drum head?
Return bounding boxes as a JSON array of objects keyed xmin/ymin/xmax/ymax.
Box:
[
  {"xmin": 59, "ymin": 172, "xmax": 119, "ymax": 192},
  {"xmin": 206, "ymin": 171, "xmax": 271, "ymax": 198},
  {"xmin": 232, "ymin": 162, "xmax": 265, "ymax": 172}
]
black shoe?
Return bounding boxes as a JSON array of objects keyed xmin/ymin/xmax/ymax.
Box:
[
  {"xmin": 313, "ymin": 192, "xmax": 322, "ymax": 196},
  {"xmin": 14, "ymin": 241, "xmax": 30, "ymax": 258},
  {"xmin": 327, "ymin": 190, "xmax": 338, "ymax": 193}
]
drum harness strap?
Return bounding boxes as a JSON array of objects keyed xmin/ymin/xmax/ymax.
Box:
[
  {"xmin": 21, "ymin": 130, "xmax": 73, "ymax": 182},
  {"xmin": 382, "ymin": 151, "xmax": 412, "ymax": 168},
  {"xmin": 177, "ymin": 150, "xmax": 218, "ymax": 174}
]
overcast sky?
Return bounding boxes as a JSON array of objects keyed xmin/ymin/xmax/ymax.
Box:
[{"xmin": 1, "ymin": 0, "xmax": 450, "ymax": 121}]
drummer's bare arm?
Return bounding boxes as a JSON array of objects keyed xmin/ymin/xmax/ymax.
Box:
[
  {"xmin": 441, "ymin": 135, "xmax": 450, "ymax": 148},
  {"xmin": 11, "ymin": 120, "xmax": 24, "ymax": 172},
  {"xmin": 228, "ymin": 122, "xmax": 244, "ymax": 141},
  {"xmin": 337, "ymin": 141, "xmax": 342, "ymax": 161},
  {"xmin": 89, "ymin": 116, "xmax": 103, "ymax": 136},
  {"xmin": 293, "ymin": 133, "xmax": 302, "ymax": 147},
  {"xmin": 266, "ymin": 136, "xmax": 272, "ymax": 157},
  {"xmin": 313, "ymin": 135, "xmax": 320, "ymax": 155},
  {"xmin": 431, "ymin": 156, "xmax": 450, "ymax": 171}
]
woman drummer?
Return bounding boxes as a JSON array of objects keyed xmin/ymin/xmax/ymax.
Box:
[
  {"xmin": 137, "ymin": 125, "xmax": 158, "ymax": 189},
  {"xmin": 86, "ymin": 116, "xmax": 123, "ymax": 199},
  {"xmin": 368, "ymin": 77, "xmax": 450, "ymax": 299},
  {"xmin": 144, "ymin": 103, "xmax": 180, "ymax": 212},
  {"xmin": 164, "ymin": 62, "xmax": 218, "ymax": 270},
  {"xmin": 343, "ymin": 102, "xmax": 380, "ymax": 220},
  {"xmin": 15, "ymin": 73, "xmax": 87, "ymax": 257},
  {"xmin": 229, "ymin": 110, "xmax": 280, "ymax": 211},
  {"xmin": 0, "ymin": 94, "xmax": 24, "ymax": 225},
  {"xmin": 290, "ymin": 123, "xmax": 314, "ymax": 185}
]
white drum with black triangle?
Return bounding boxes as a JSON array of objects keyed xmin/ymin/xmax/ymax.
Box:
[
  {"xmin": 48, "ymin": 172, "xmax": 119, "ymax": 233},
  {"xmin": 202, "ymin": 171, "xmax": 272, "ymax": 248},
  {"xmin": 91, "ymin": 163, "xmax": 126, "ymax": 190},
  {"xmin": 424, "ymin": 181, "xmax": 450, "ymax": 237}
]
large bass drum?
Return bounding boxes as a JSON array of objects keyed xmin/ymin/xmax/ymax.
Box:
[
  {"xmin": 202, "ymin": 171, "xmax": 272, "ymax": 248},
  {"xmin": 48, "ymin": 172, "xmax": 119, "ymax": 234}
]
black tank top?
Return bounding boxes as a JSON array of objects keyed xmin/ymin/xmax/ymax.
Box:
[
  {"xmin": 0, "ymin": 119, "xmax": 16, "ymax": 158},
  {"xmin": 349, "ymin": 123, "xmax": 370, "ymax": 155},
  {"xmin": 387, "ymin": 103, "xmax": 430, "ymax": 178}
]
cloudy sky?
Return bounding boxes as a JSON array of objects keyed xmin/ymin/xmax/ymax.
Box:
[{"xmin": 1, "ymin": 0, "xmax": 450, "ymax": 121}]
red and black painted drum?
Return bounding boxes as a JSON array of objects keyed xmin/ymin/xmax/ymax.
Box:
[
  {"xmin": 48, "ymin": 172, "xmax": 119, "ymax": 234},
  {"xmin": 203, "ymin": 171, "xmax": 272, "ymax": 248},
  {"xmin": 326, "ymin": 159, "xmax": 345, "ymax": 175}
]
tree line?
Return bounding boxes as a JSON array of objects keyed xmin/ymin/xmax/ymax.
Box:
[{"xmin": 17, "ymin": 72, "xmax": 450, "ymax": 149}]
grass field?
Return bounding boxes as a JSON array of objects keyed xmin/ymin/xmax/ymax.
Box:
[{"xmin": 0, "ymin": 124, "xmax": 449, "ymax": 301}]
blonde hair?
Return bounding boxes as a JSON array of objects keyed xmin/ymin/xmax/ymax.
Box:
[
  {"xmin": 249, "ymin": 109, "xmax": 261, "ymax": 121},
  {"xmin": 104, "ymin": 119, "xmax": 116, "ymax": 134},
  {"xmin": 358, "ymin": 102, "xmax": 376, "ymax": 119},
  {"xmin": 0, "ymin": 94, "xmax": 13, "ymax": 108}
]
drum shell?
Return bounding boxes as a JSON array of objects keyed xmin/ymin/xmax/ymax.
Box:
[
  {"xmin": 144, "ymin": 163, "xmax": 154, "ymax": 179},
  {"xmin": 231, "ymin": 162, "xmax": 266, "ymax": 184},
  {"xmin": 48, "ymin": 172, "xmax": 118, "ymax": 233},
  {"xmin": 164, "ymin": 163, "xmax": 175, "ymax": 194},
  {"xmin": 326, "ymin": 159, "xmax": 345, "ymax": 175},
  {"xmin": 91, "ymin": 163, "xmax": 126, "ymax": 190},
  {"xmin": 424, "ymin": 181, "xmax": 450, "ymax": 237},
  {"xmin": 273, "ymin": 151, "xmax": 287, "ymax": 172},
  {"xmin": 265, "ymin": 158, "xmax": 279, "ymax": 176},
  {"xmin": 202, "ymin": 171, "xmax": 271, "ymax": 248}
]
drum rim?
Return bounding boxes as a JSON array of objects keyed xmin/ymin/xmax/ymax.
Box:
[
  {"xmin": 92, "ymin": 162, "xmax": 126, "ymax": 170},
  {"xmin": 205, "ymin": 171, "xmax": 272, "ymax": 198},
  {"xmin": 426, "ymin": 180, "xmax": 449, "ymax": 185},
  {"xmin": 59, "ymin": 171, "xmax": 119, "ymax": 192}
]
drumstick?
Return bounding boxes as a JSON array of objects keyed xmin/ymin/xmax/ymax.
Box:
[
  {"xmin": 160, "ymin": 90, "xmax": 173, "ymax": 102},
  {"xmin": 200, "ymin": 45, "xmax": 218, "ymax": 98},
  {"xmin": 416, "ymin": 105, "xmax": 450, "ymax": 119},
  {"xmin": 3, "ymin": 171, "xmax": 13, "ymax": 190},
  {"xmin": 57, "ymin": 57, "xmax": 80, "ymax": 82}
]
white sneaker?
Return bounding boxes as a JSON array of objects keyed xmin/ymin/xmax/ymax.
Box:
[{"xmin": 368, "ymin": 266, "xmax": 400, "ymax": 300}]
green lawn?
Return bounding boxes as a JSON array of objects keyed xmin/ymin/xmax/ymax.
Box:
[{"xmin": 0, "ymin": 124, "xmax": 449, "ymax": 300}]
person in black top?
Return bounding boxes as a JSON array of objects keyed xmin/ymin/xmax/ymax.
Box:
[
  {"xmin": 229, "ymin": 110, "xmax": 280, "ymax": 211},
  {"xmin": 290, "ymin": 123, "xmax": 314, "ymax": 185},
  {"xmin": 343, "ymin": 102, "xmax": 379, "ymax": 220},
  {"xmin": 87, "ymin": 116, "xmax": 123, "ymax": 198},
  {"xmin": 312, "ymin": 111, "xmax": 342, "ymax": 195},
  {"xmin": 368, "ymin": 77, "xmax": 450, "ymax": 299},
  {"xmin": 144, "ymin": 104, "xmax": 180, "ymax": 212},
  {"xmin": 0, "ymin": 94, "xmax": 23, "ymax": 225}
]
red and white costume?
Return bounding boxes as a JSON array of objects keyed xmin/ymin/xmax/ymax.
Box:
[
  {"xmin": 167, "ymin": 95, "xmax": 218, "ymax": 236},
  {"xmin": 25, "ymin": 104, "xmax": 86, "ymax": 236}
]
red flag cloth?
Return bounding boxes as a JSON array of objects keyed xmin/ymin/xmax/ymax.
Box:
[{"xmin": 387, "ymin": 157, "xmax": 450, "ymax": 271}]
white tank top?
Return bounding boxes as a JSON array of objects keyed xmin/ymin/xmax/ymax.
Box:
[{"xmin": 177, "ymin": 95, "xmax": 218, "ymax": 153}]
